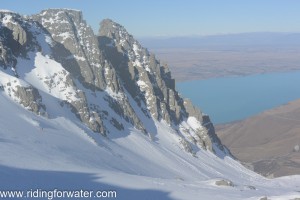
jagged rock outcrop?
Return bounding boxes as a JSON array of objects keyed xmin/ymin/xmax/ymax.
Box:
[
  {"xmin": 0, "ymin": 12, "xmax": 21, "ymax": 72},
  {"xmin": 0, "ymin": 9, "xmax": 229, "ymax": 156},
  {"xmin": 99, "ymin": 19, "xmax": 187, "ymax": 124},
  {"xmin": 0, "ymin": 37, "xmax": 15, "ymax": 69},
  {"xmin": 99, "ymin": 19, "xmax": 180, "ymax": 123},
  {"xmin": 0, "ymin": 11, "xmax": 32, "ymax": 64},
  {"xmin": 32, "ymin": 9, "xmax": 147, "ymax": 135},
  {"xmin": 14, "ymin": 85, "xmax": 45, "ymax": 114},
  {"xmin": 0, "ymin": 74, "xmax": 45, "ymax": 116},
  {"xmin": 32, "ymin": 9, "xmax": 106, "ymax": 90},
  {"xmin": 6, "ymin": 19, "xmax": 27, "ymax": 46},
  {"xmin": 99, "ymin": 19, "xmax": 226, "ymax": 153}
]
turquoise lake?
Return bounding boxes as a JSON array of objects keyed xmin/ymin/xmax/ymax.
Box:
[{"xmin": 177, "ymin": 71, "xmax": 300, "ymax": 124}]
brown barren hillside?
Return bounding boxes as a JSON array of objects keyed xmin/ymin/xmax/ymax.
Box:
[{"xmin": 216, "ymin": 99, "xmax": 300, "ymax": 177}]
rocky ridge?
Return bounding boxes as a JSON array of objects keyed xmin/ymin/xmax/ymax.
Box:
[{"xmin": 0, "ymin": 9, "xmax": 228, "ymax": 156}]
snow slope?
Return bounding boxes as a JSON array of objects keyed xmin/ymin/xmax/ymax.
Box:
[{"xmin": 0, "ymin": 92, "xmax": 299, "ymax": 200}]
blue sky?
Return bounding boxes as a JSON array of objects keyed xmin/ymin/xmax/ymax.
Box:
[{"xmin": 1, "ymin": 0, "xmax": 300, "ymax": 37}]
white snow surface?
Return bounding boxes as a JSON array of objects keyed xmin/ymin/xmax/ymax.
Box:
[
  {"xmin": 0, "ymin": 91, "xmax": 299, "ymax": 199},
  {"xmin": 17, "ymin": 52, "xmax": 78, "ymax": 102},
  {"xmin": 187, "ymin": 116, "xmax": 202, "ymax": 130}
]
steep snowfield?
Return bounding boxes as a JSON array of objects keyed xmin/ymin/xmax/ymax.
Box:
[
  {"xmin": 16, "ymin": 52, "xmax": 78, "ymax": 102},
  {"xmin": 0, "ymin": 92, "xmax": 299, "ymax": 200}
]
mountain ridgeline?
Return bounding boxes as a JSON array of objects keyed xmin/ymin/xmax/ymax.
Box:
[{"xmin": 0, "ymin": 9, "xmax": 227, "ymax": 156}]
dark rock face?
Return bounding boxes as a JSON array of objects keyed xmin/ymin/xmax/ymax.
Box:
[
  {"xmin": 32, "ymin": 9, "xmax": 106, "ymax": 90},
  {"xmin": 0, "ymin": 37, "xmax": 15, "ymax": 70},
  {"xmin": 0, "ymin": 12, "xmax": 24, "ymax": 72},
  {"xmin": 14, "ymin": 85, "xmax": 45, "ymax": 115},
  {"xmin": 0, "ymin": 12, "xmax": 27, "ymax": 53},
  {"xmin": 99, "ymin": 19, "xmax": 181, "ymax": 123},
  {"xmin": 98, "ymin": 19, "xmax": 226, "ymax": 153},
  {"xmin": 0, "ymin": 9, "xmax": 228, "ymax": 156}
]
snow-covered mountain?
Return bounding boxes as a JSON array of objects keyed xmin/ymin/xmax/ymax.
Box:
[
  {"xmin": 1, "ymin": 8, "xmax": 226, "ymax": 156},
  {"xmin": 0, "ymin": 9, "xmax": 299, "ymax": 199}
]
